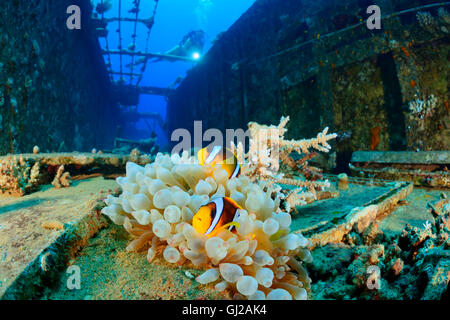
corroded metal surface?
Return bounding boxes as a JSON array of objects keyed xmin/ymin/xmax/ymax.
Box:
[
  {"xmin": 0, "ymin": 177, "xmax": 227, "ymax": 300},
  {"xmin": 0, "ymin": 152, "xmax": 152, "ymax": 168},
  {"xmin": 0, "ymin": 0, "xmax": 119, "ymax": 155},
  {"xmin": 292, "ymin": 177, "xmax": 413, "ymax": 247},
  {"xmin": 0, "ymin": 177, "xmax": 117, "ymax": 299},
  {"xmin": 421, "ymin": 251, "xmax": 450, "ymax": 300},
  {"xmin": 349, "ymin": 164, "xmax": 450, "ymax": 188},
  {"xmin": 350, "ymin": 151, "xmax": 450, "ymax": 188},
  {"xmin": 41, "ymin": 224, "xmax": 227, "ymax": 300},
  {"xmin": 0, "ymin": 152, "xmax": 153, "ymax": 197},
  {"xmin": 351, "ymin": 151, "xmax": 450, "ymax": 164},
  {"xmin": 167, "ymin": 0, "xmax": 450, "ymax": 157}
]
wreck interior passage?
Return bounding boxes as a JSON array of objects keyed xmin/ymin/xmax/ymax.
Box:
[
  {"xmin": 0, "ymin": 0, "xmax": 449, "ymax": 303},
  {"xmin": 91, "ymin": 0, "xmax": 257, "ymax": 148}
]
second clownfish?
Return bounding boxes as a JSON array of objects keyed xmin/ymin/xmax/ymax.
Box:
[
  {"xmin": 192, "ymin": 197, "xmax": 242, "ymax": 238},
  {"xmin": 197, "ymin": 145, "xmax": 240, "ymax": 179}
]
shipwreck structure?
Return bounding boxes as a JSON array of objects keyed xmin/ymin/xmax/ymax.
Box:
[
  {"xmin": 0, "ymin": 0, "xmax": 120, "ymax": 154},
  {"xmin": 0, "ymin": 0, "xmax": 180, "ymax": 155},
  {"xmin": 166, "ymin": 0, "xmax": 450, "ymax": 171}
]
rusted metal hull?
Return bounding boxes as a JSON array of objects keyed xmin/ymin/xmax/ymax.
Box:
[
  {"xmin": 350, "ymin": 151, "xmax": 450, "ymax": 188},
  {"xmin": 293, "ymin": 177, "xmax": 413, "ymax": 247}
]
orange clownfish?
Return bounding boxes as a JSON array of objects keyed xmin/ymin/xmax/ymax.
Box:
[
  {"xmin": 197, "ymin": 145, "xmax": 240, "ymax": 179},
  {"xmin": 192, "ymin": 197, "xmax": 242, "ymax": 238}
]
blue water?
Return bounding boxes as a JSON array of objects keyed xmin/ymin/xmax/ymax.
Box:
[{"xmin": 95, "ymin": 0, "xmax": 256, "ymax": 148}]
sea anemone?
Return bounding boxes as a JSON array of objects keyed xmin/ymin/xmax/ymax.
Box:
[{"xmin": 102, "ymin": 153, "xmax": 313, "ymax": 300}]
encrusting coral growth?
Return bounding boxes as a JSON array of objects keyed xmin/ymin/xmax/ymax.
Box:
[
  {"xmin": 416, "ymin": 8, "xmax": 450, "ymax": 34},
  {"xmin": 51, "ymin": 165, "xmax": 72, "ymax": 189},
  {"xmin": 310, "ymin": 202, "xmax": 450, "ymax": 300},
  {"xmin": 416, "ymin": 11, "xmax": 438, "ymax": 32},
  {"xmin": 101, "ymin": 118, "xmax": 338, "ymax": 300},
  {"xmin": 408, "ymin": 94, "xmax": 438, "ymax": 119},
  {"xmin": 0, "ymin": 155, "xmax": 40, "ymax": 195}
]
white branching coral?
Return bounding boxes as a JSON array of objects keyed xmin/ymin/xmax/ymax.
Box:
[
  {"xmin": 232, "ymin": 116, "xmax": 336, "ymax": 211},
  {"xmin": 102, "ymin": 154, "xmax": 313, "ymax": 300}
]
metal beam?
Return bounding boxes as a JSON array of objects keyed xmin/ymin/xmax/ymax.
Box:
[
  {"xmin": 102, "ymin": 17, "xmax": 154, "ymax": 26},
  {"xmin": 351, "ymin": 151, "xmax": 450, "ymax": 164},
  {"xmin": 110, "ymin": 71, "xmax": 141, "ymax": 77},
  {"xmin": 112, "ymin": 84, "xmax": 175, "ymax": 97},
  {"xmin": 102, "ymin": 50, "xmax": 197, "ymax": 62},
  {"xmin": 137, "ymin": 85, "xmax": 175, "ymax": 96}
]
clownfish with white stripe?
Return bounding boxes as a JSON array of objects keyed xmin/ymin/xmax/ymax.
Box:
[
  {"xmin": 192, "ymin": 197, "xmax": 242, "ymax": 238},
  {"xmin": 197, "ymin": 145, "xmax": 240, "ymax": 179}
]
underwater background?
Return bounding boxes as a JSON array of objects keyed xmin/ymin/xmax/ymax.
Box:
[
  {"xmin": 0, "ymin": 0, "xmax": 256, "ymax": 154},
  {"xmin": 99, "ymin": 0, "xmax": 256, "ymax": 147}
]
